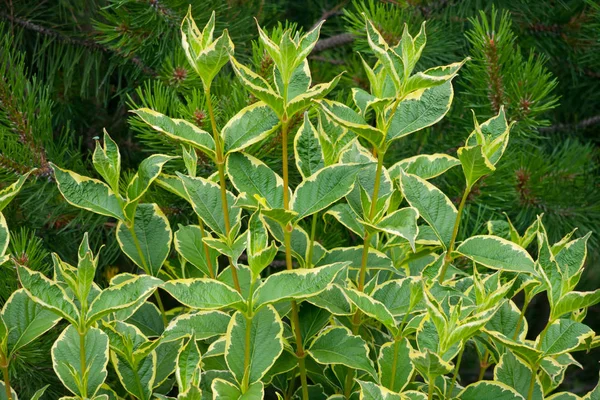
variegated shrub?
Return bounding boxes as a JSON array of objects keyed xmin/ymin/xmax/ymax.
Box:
[{"xmin": 3, "ymin": 9, "xmax": 600, "ymax": 400}]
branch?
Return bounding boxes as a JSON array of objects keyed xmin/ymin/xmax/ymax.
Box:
[
  {"xmin": 0, "ymin": 11, "xmax": 157, "ymax": 76},
  {"xmin": 312, "ymin": 33, "xmax": 354, "ymax": 53},
  {"xmin": 539, "ymin": 115, "xmax": 600, "ymax": 133}
]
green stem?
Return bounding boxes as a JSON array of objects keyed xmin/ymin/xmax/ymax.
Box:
[
  {"xmin": 447, "ymin": 345, "xmax": 465, "ymax": 398},
  {"xmin": 198, "ymin": 221, "xmax": 216, "ymax": 278},
  {"xmin": 205, "ymin": 85, "xmax": 241, "ymax": 294},
  {"xmin": 241, "ymin": 314, "xmax": 253, "ymax": 392},
  {"xmin": 344, "ymin": 369, "xmax": 354, "ymax": 399},
  {"xmin": 513, "ymin": 294, "xmax": 531, "ymax": 341},
  {"xmin": 527, "ymin": 365, "xmax": 538, "ymax": 400},
  {"xmin": 428, "ymin": 376, "xmax": 435, "ymax": 400},
  {"xmin": 154, "ymin": 291, "xmax": 168, "ymax": 326},
  {"xmin": 477, "ymin": 350, "xmax": 490, "ymax": 381},
  {"xmin": 280, "ymin": 116, "xmax": 309, "ymax": 400},
  {"xmin": 388, "ymin": 339, "xmax": 400, "ymax": 390},
  {"xmin": 0, "ymin": 351, "xmax": 12, "ymax": 400},
  {"xmin": 79, "ymin": 330, "xmax": 87, "ymax": 398},
  {"xmin": 306, "ymin": 214, "xmax": 318, "ymax": 269},
  {"xmin": 438, "ymin": 186, "xmax": 470, "ymax": 283}
]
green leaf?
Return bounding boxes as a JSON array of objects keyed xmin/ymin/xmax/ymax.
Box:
[
  {"xmin": 178, "ymin": 173, "xmax": 240, "ymax": 236},
  {"xmin": 539, "ymin": 319, "xmax": 594, "ymax": 356},
  {"xmin": 459, "ymin": 381, "xmax": 525, "ymax": 400},
  {"xmin": 372, "ymin": 277, "xmax": 424, "ymax": 317},
  {"xmin": 365, "ymin": 207, "xmax": 419, "ymax": 250},
  {"xmin": 325, "ymin": 203, "xmax": 365, "ymax": 236},
  {"xmin": 0, "ymin": 170, "xmax": 32, "ymax": 212},
  {"xmin": 174, "ymin": 224, "xmax": 218, "ymax": 277},
  {"xmin": 455, "ymin": 235, "xmax": 535, "ymax": 274},
  {"xmin": 162, "ymin": 278, "xmax": 244, "ymax": 310},
  {"xmin": 357, "ymin": 380, "xmax": 402, "ymax": 400},
  {"xmin": 109, "ymin": 325, "xmax": 156, "ymax": 400},
  {"xmin": 16, "ymin": 264, "xmax": 79, "ymax": 326},
  {"xmin": 86, "ymin": 274, "xmax": 162, "ymax": 325},
  {"xmin": 315, "ymin": 99, "xmax": 384, "ymax": 148},
  {"xmin": 181, "ymin": 8, "xmax": 233, "ymax": 86},
  {"xmin": 385, "ymin": 81, "xmax": 453, "ymax": 143},
  {"xmin": 226, "ymin": 152, "xmax": 287, "ymax": 209},
  {"xmin": 286, "ymin": 73, "xmax": 343, "ymax": 118},
  {"xmin": 52, "ymin": 325, "xmax": 109, "ymax": 398},
  {"xmin": 92, "ymin": 129, "xmax": 121, "ymax": 192},
  {"xmin": 343, "ymin": 287, "xmax": 396, "ymax": 332},
  {"xmin": 307, "ymin": 326, "xmax": 377, "ymax": 378},
  {"xmin": 223, "ymin": 102, "xmax": 280, "ymax": 154},
  {"xmin": 253, "ymin": 262, "xmax": 348, "ymax": 309},
  {"xmin": 2, "ymin": 289, "xmax": 61, "ymax": 355},
  {"xmin": 126, "ymin": 302, "xmax": 164, "ymax": 337},
  {"xmin": 378, "ymin": 338, "xmax": 414, "ymax": 392},
  {"xmin": 230, "ymin": 57, "xmax": 283, "ymax": 116},
  {"xmin": 495, "ymin": 350, "xmax": 542, "ymax": 400},
  {"xmin": 291, "ymin": 163, "xmax": 362, "ymax": 220},
  {"xmin": 51, "ymin": 163, "xmax": 125, "ymax": 221},
  {"xmin": 176, "ymin": 338, "xmax": 202, "ymax": 392},
  {"xmin": 132, "ymin": 108, "xmax": 216, "ymax": 158},
  {"xmin": 30, "ymin": 385, "xmax": 50, "ymax": 400},
  {"xmin": 404, "ymin": 60, "xmax": 467, "ymax": 93},
  {"xmin": 0, "ymin": 213, "xmax": 8, "ymax": 258},
  {"xmin": 295, "ymin": 113, "xmax": 325, "ymax": 179},
  {"xmin": 225, "ymin": 306, "xmax": 283, "ymax": 385},
  {"xmin": 457, "ymin": 145, "xmax": 495, "ymax": 188},
  {"xmin": 484, "ymin": 330, "xmax": 542, "ymax": 366},
  {"xmin": 124, "ymin": 154, "xmax": 175, "ymax": 219},
  {"xmin": 0, "ymin": 382, "xmax": 17, "ymax": 400},
  {"xmin": 211, "ymin": 379, "xmax": 264, "ymax": 399},
  {"xmin": 116, "ymin": 203, "xmax": 172, "ymax": 276},
  {"xmin": 365, "ymin": 20, "xmax": 401, "ymax": 90},
  {"xmin": 306, "ymin": 284, "xmax": 353, "ymax": 316},
  {"xmin": 162, "ymin": 310, "xmax": 230, "ymax": 343},
  {"xmin": 389, "ymin": 154, "xmax": 460, "ymax": 181},
  {"xmin": 551, "ymin": 290, "xmax": 600, "ymax": 320},
  {"xmin": 317, "ymin": 246, "xmax": 395, "ymax": 274},
  {"xmin": 410, "ymin": 348, "xmax": 453, "ymax": 379},
  {"xmin": 398, "ymin": 170, "xmax": 457, "ymax": 249}
]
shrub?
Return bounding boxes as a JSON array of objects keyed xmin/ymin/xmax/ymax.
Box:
[{"xmin": 1, "ymin": 9, "xmax": 599, "ymax": 400}]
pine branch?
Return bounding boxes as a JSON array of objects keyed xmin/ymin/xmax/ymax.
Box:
[
  {"xmin": 312, "ymin": 33, "xmax": 354, "ymax": 53},
  {"xmin": 539, "ymin": 115, "xmax": 600, "ymax": 133},
  {"xmin": 0, "ymin": 11, "xmax": 157, "ymax": 76}
]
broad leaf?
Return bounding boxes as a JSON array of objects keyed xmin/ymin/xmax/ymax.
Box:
[
  {"xmin": 162, "ymin": 310, "xmax": 230, "ymax": 343},
  {"xmin": 223, "ymin": 102, "xmax": 280, "ymax": 154},
  {"xmin": 92, "ymin": 129, "xmax": 121, "ymax": 192},
  {"xmin": 2, "ymin": 289, "xmax": 61, "ymax": 354},
  {"xmin": 162, "ymin": 278, "xmax": 244, "ymax": 310},
  {"xmin": 399, "ymin": 170, "xmax": 457, "ymax": 249},
  {"xmin": 253, "ymin": 262, "xmax": 348, "ymax": 309},
  {"xmin": 389, "ymin": 154, "xmax": 460, "ymax": 181},
  {"xmin": 51, "ymin": 164, "xmax": 125, "ymax": 221},
  {"xmin": 455, "ymin": 236, "xmax": 535, "ymax": 274},
  {"xmin": 495, "ymin": 350, "xmax": 542, "ymax": 400},
  {"xmin": 226, "ymin": 152, "xmax": 287, "ymax": 209},
  {"xmin": 539, "ymin": 319, "xmax": 594, "ymax": 356},
  {"xmin": 16, "ymin": 264, "xmax": 79, "ymax": 326},
  {"xmin": 52, "ymin": 325, "xmax": 109, "ymax": 398},
  {"xmin": 86, "ymin": 274, "xmax": 162, "ymax": 325},
  {"xmin": 295, "ymin": 113, "xmax": 325, "ymax": 178},
  {"xmin": 124, "ymin": 154, "xmax": 175, "ymax": 219},
  {"xmin": 0, "ymin": 170, "xmax": 33, "ymax": 212},
  {"xmin": 116, "ymin": 203, "xmax": 172, "ymax": 276},
  {"xmin": 459, "ymin": 381, "xmax": 525, "ymax": 400},
  {"xmin": 358, "ymin": 380, "xmax": 402, "ymax": 400},
  {"xmin": 307, "ymin": 327, "xmax": 377, "ymax": 378},
  {"xmin": 225, "ymin": 306, "xmax": 283, "ymax": 385},
  {"xmin": 132, "ymin": 108, "xmax": 216, "ymax": 158},
  {"xmin": 291, "ymin": 163, "xmax": 362, "ymax": 220},
  {"xmin": 378, "ymin": 338, "xmax": 414, "ymax": 392}
]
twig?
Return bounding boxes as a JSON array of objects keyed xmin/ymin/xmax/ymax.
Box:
[
  {"xmin": 312, "ymin": 33, "xmax": 354, "ymax": 53},
  {"xmin": 539, "ymin": 115, "xmax": 600, "ymax": 133},
  {"xmin": 310, "ymin": 1, "xmax": 349, "ymax": 30}
]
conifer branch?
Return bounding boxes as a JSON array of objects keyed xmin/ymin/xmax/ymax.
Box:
[
  {"xmin": 312, "ymin": 33, "xmax": 354, "ymax": 53},
  {"xmin": 0, "ymin": 11, "xmax": 157, "ymax": 76}
]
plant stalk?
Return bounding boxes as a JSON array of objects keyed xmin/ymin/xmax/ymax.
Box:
[
  {"xmin": 79, "ymin": 330, "xmax": 87, "ymax": 398},
  {"xmin": 428, "ymin": 376, "xmax": 435, "ymax": 400},
  {"xmin": 0, "ymin": 351, "xmax": 12, "ymax": 400},
  {"xmin": 198, "ymin": 221, "xmax": 216, "ymax": 278},
  {"xmin": 280, "ymin": 116, "xmax": 309, "ymax": 400},
  {"xmin": 438, "ymin": 186, "xmax": 470, "ymax": 283},
  {"xmin": 447, "ymin": 344, "xmax": 465, "ymax": 398},
  {"xmin": 205, "ymin": 86, "xmax": 241, "ymax": 293}
]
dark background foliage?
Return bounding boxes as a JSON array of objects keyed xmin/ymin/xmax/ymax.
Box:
[{"xmin": 1, "ymin": 0, "xmax": 599, "ymax": 396}]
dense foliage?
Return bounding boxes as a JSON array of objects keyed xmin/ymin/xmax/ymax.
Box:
[{"xmin": 0, "ymin": 9, "xmax": 599, "ymax": 400}]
